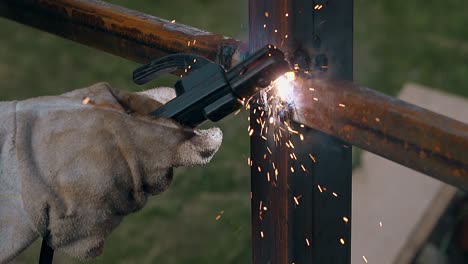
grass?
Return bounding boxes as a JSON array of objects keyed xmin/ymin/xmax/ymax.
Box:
[{"xmin": 2, "ymin": 0, "xmax": 466, "ymax": 263}]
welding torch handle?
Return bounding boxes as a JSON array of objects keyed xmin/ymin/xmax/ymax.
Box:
[{"xmin": 147, "ymin": 45, "xmax": 289, "ymax": 127}]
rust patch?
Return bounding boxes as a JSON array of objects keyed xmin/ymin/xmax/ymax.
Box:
[
  {"xmin": 71, "ymin": 10, "xmax": 105, "ymax": 27},
  {"xmin": 163, "ymin": 23, "xmax": 212, "ymax": 36}
]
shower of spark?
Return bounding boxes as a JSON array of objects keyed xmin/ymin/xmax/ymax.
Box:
[{"xmin": 245, "ymin": 71, "xmax": 357, "ymax": 247}]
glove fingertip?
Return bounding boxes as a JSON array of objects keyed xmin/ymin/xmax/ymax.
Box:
[{"xmin": 138, "ymin": 87, "xmax": 176, "ymax": 104}]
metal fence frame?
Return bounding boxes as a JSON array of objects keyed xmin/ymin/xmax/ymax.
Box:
[{"xmin": 1, "ymin": 0, "xmax": 467, "ymax": 263}]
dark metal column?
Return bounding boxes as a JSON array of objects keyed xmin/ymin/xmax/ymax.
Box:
[{"xmin": 249, "ymin": 0, "xmax": 353, "ymax": 263}]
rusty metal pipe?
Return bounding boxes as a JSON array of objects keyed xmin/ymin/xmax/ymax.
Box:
[
  {"xmin": 293, "ymin": 78, "xmax": 468, "ymax": 190},
  {"xmin": 0, "ymin": 0, "xmax": 246, "ymax": 67}
]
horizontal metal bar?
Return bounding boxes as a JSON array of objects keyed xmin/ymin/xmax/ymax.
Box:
[
  {"xmin": 293, "ymin": 78, "xmax": 468, "ymax": 190},
  {"xmin": 0, "ymin": 0, "xmax": 245, "ymax": 67}
]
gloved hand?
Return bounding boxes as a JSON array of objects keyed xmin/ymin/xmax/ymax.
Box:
[{"xmin": 0, "ymin": 82, "xmax": 222, "ymax": 262}]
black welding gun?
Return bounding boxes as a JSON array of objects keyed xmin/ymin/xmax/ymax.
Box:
[{"xmin": 132, "ymin": 45, "xmax": 290, "ymax": 127}]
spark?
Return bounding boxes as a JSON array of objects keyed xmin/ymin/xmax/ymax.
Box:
[
  {"xmin": 339, "ymin": 103, "xmax": 346, "ymax": 108},
  {"xmin": 340, "ymin": 238, "xmax": 345, "ymax": 245},
  {"xmin": 215, "ymin": 210, "xmax": 224, "ymax": 221},
  {"xmin": 284, "ymin": 34, "xmax": 288, "ymax": 39},
  {"xmin": 293, "ymin": 196, "xmax": 300, "ymax": 205},
  {"xmin": 300, "ymin": 164, "xmax": 306, "ymax": 172},
  {"xmin": 305, "ymin": 238, "xmax": 310, "ymax": 246},
  {"xmin": 314, "ymin": 4, "xmax": 324, "ymax": 10},
  {"xmin": 292, "ymin": 153, "xmax": 298, "ymax": 160},
  {"xmin": 309, "ymin": 154, "xmax": 317, "ymax": 163},
  {"xmin": 285, "ymin": 13, "xmax": 289, "ymax": 17},
  {"xmin": 343, "ymin": 217, "xmax": 349, "ymax": 223},
  {"xmin": 260, "ymin": 231, "xmax": 264, "ymax": 238},
  {"xmin": 263, "ymin": 24, "xmax": 267, "ymax": 28},
  {"xmin": 299, "ymin": 134, "xmax": 304, "ymax": 141},
  {"xmin": 263, "ymin": 206, "xmax": 268, "ymax": 211},
  {"xmin": 363, "ymin": 256, "xmax": 368, "ymax": 263},
  {"xmin": 264, "ymin": 12, "xmax": 269, "ymax": 17},
  {"xmin": 332, "ymin": 192, "xmax": 338, "ymax": 197},
  {"xmin": 317, "ymin": 185, "xmax": 323, "ymax": 193},
  {"xmin": 82, "ymin": 97, "xmax": 91, "ymax": 105},
  {"xmin": 379, "ymin": 221, "xmax": 383, "ymax": 227},
  {"xmin": 171, "ymin": 19, "xmax": 176, "ymax": 23},
  {"xmin": 375, "ymin": 117, "xmax": 381, "ymax": 122},
  {"xmin": 286, "ymin": 126, "xmax": 299, "ymax": 134}
]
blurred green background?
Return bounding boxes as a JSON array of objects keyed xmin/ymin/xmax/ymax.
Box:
[{"xmin": 1, "ymin": 0, "xmax": 466, "ymax": 263}]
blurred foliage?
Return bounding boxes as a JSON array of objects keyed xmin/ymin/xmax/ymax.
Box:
[
  {"xmin": 354, "ymin": 0, "xmax": 468, "ymax": 97},
  {"xmin": 1, "ymin": 0, "xmax": 466, "ymax": 263}
]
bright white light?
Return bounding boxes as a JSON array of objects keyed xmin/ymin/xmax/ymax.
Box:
[{"xmin": 273, "ymin": 71, "xmax": 295, "ymax": 103}]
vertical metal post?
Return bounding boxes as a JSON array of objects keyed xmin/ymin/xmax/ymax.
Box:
[{"xmin": 249, "ymin": 1, "xmax": 353, "ymax": 263}]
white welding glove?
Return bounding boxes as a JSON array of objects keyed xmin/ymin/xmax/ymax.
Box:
[{"xmin": 0, "ymin": 82, "xmax": 222, "ymax": 263}]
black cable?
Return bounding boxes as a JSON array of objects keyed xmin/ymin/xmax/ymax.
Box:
[{"xmin": 39, "ymin": 238, "xmax": 54, "ymax": 264}]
